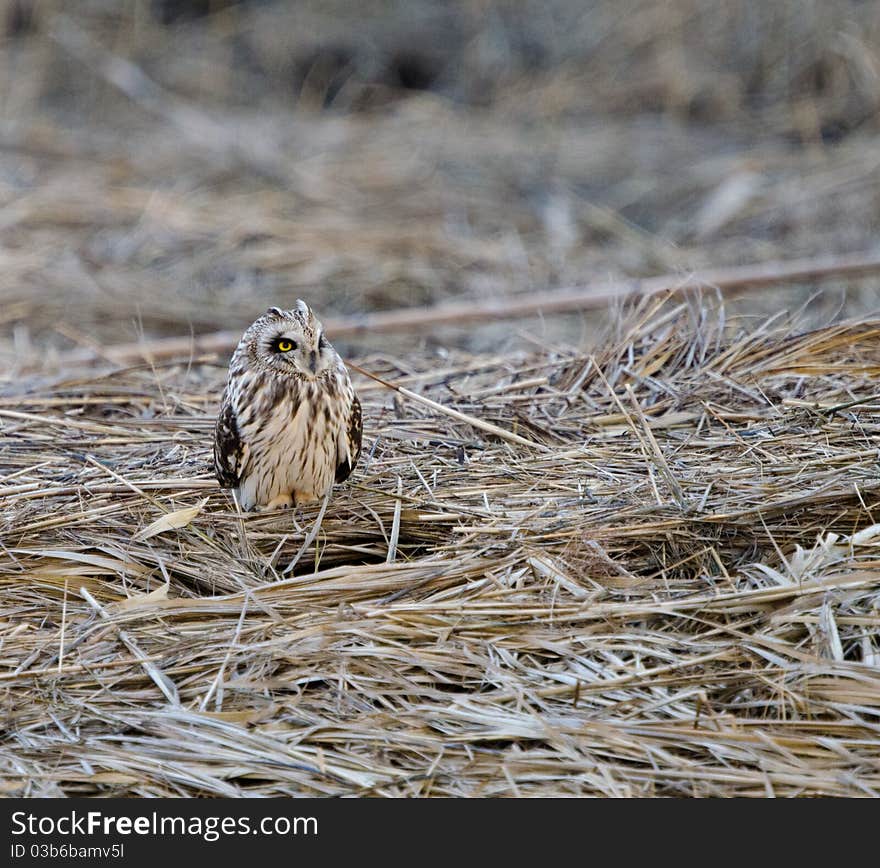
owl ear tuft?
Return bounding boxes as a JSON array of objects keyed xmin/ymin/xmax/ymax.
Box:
[
  {"xmin": 295, "ymin": 299, "xmax": 311, "ymax": 317},
  {"xmin": 266, "ymin": 306, "xmax": 283, "ymax": 317}
]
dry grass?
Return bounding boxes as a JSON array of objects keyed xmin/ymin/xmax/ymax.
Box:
[
  {"xmin": 2, "ymin": 293, "xmax": 880, "ymax": 797},
  {"xmin": 4, "ymin": 1, "xmax": 880, "ymax": 363}
]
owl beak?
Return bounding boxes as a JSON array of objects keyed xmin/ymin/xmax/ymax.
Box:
[{"xmin": 309, "ymin": 350, "xmax": 317, "ymax": 374}]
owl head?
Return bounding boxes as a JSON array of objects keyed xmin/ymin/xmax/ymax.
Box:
[{"xmin": 241, "ymin": 300, "xmax": 338, "ymax": 379}]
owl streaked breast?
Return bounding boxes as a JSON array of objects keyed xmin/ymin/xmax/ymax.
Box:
[{"xmin": 213, "ymin": 300, "xmax": 362, "ymax": 512}]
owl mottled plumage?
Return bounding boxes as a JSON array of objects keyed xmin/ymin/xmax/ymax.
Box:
[{"xmin": 213, "ymin": 301, "xmax": 362, "ymax": 511}]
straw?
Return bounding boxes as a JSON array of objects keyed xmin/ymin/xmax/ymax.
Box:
[{"xmin": 3, "ymin": 295, "xmax": 880, "ymax": 796}]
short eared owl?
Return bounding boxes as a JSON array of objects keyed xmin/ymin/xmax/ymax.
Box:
[{"xmin": 213, "ymin": 301, "xmax": 362, "ymax": 511}]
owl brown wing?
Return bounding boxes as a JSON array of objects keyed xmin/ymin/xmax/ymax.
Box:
[
  {"xmin": 336, "ymin": 393, "xmax": 362, "ymax": 484},
  {"xmin": 213, "ymin": 396, "xmax": 246, "ymax": 488}
]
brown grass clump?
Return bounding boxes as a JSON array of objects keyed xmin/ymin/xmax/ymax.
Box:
[{"xmin": 2, "ymin": 293, "xmax": 880, "ymax": 797}]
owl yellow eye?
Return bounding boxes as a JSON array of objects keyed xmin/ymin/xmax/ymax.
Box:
[{"xmin": 276, "ymin": 339, "xmax": 294, "ymax": 353}]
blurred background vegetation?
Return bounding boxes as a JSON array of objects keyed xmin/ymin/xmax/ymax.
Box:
[{"xmin": 1, "ymin": 0, "xmax": 880, "ymax": 362}]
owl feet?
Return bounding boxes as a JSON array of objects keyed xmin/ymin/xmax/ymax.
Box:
[
  {"xmin": 294, "ymin": 490, "xmax": 321, "ymax": 505},
  {"xmin": 258, "ymin": 493, "xmax": 294, "ymax": 512}
]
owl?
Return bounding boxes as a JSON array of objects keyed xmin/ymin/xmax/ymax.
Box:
[{"xmin": 213, "ymin": 301, "xmax": 362, "ymax": 512}]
